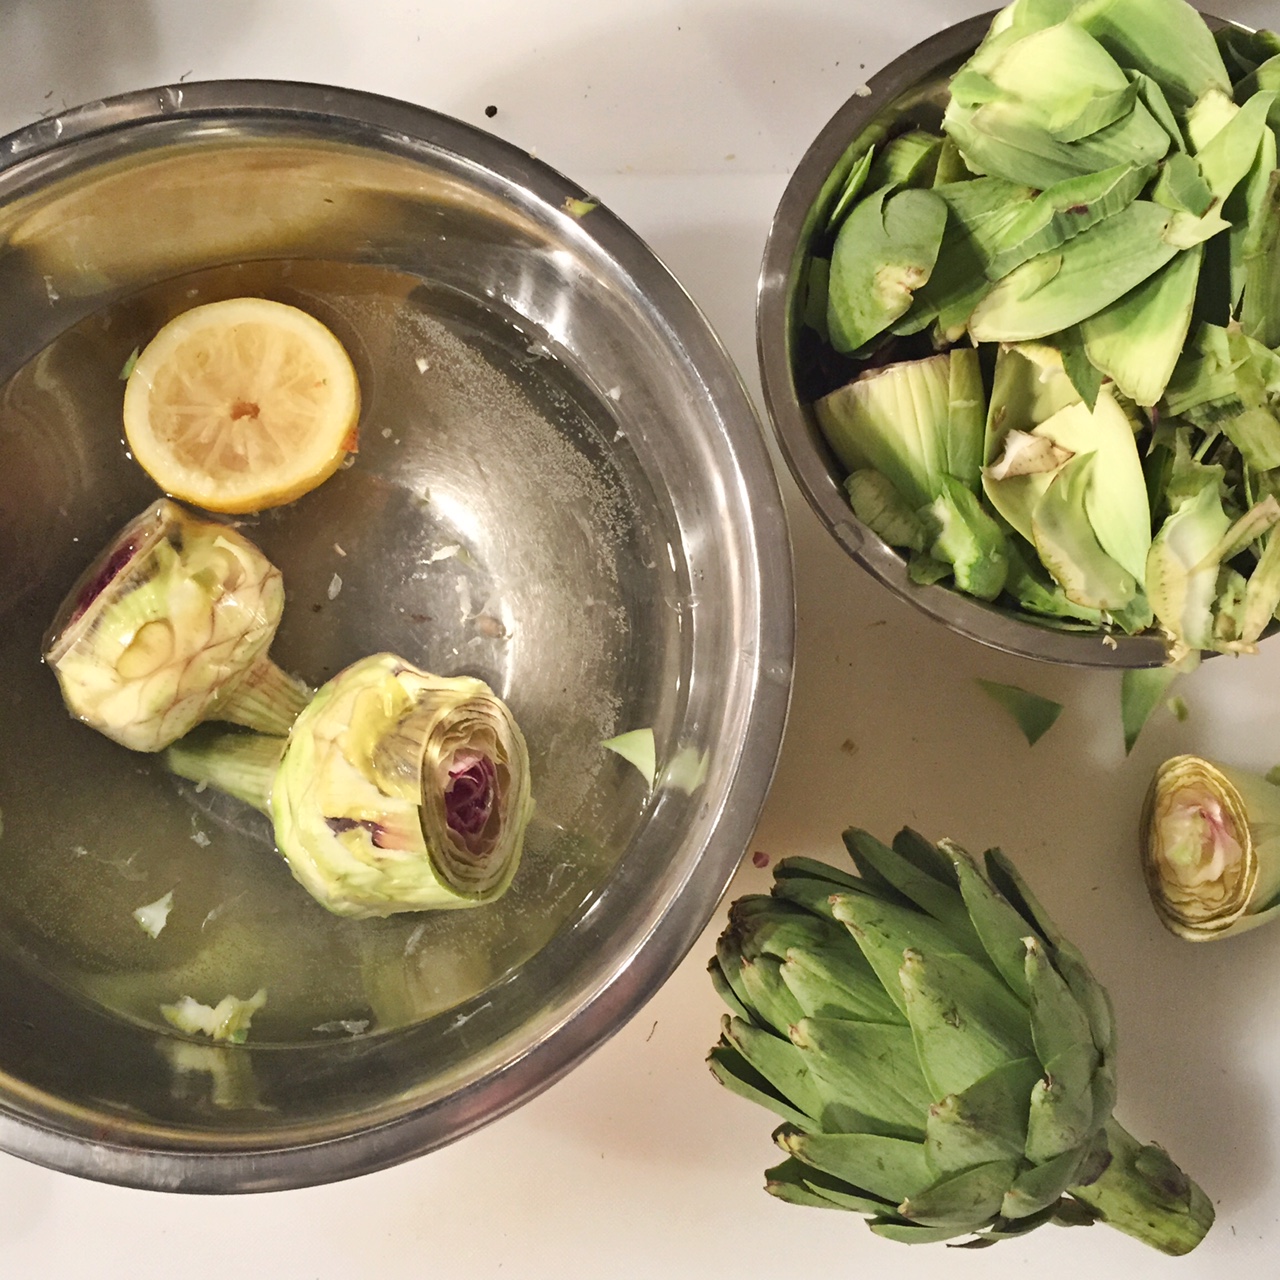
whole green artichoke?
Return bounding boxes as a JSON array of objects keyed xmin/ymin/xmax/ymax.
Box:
[{"xmin": 708, "ymin": 827, "xmax": 1213, "ymax": 1254}]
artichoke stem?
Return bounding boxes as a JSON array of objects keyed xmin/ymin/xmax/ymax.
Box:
[
  {"xmin": 1067, "ymin": 1118, "xmax": 1214, "ymax": 1256},
  {"xmin": 218, "ymin": 655, "xmax": 310, "ymax": 736},
  {"xmin": 165, "ymin": 730, "xmax": 286, "ymax": 813}
]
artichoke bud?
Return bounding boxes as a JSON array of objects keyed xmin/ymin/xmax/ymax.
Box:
[
  {"xmin": 1141, "ymin": 754, "xmax": 1280, "ymax": 940},
  {"xmin": 44, "ymin": 498, "xmax": 307, "ymax": 752},
  {"xmin": 708, "ymin": 825, "xmax": 1213, "ymax": 1253}
]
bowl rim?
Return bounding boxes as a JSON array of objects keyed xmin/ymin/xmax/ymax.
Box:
[
  {"xmin": 756, "ymin": 10, "xmax": 1195, "ymax": 670},
  {"xmin": 0, "ymin": 78, "xmax": 796, "ymax": 1191}
]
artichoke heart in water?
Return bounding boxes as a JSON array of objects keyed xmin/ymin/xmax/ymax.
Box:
[
  {"xmin": 167, "ymin": 654, "xmax": 534, "ymax": 918},
  {"xmin": 44, "ymin": 498, "xmax": 308, "ymax": 752},
  {"xmin": 1141, "ymin": 754, "xmax": 1280, "ymax": 940},
  {"xmin": 708, "ymin": 827, "xmax": 1213, "ymax": 1254}
]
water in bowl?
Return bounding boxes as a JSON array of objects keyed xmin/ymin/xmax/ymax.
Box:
[{"xmin": 0, "ymin": 258, "xmax": 674, "ymax": 1044}]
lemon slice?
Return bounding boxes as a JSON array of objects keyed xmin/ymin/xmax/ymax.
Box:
[{"xmin": 123, "ymin": 297, "xmax": 361, "ymax": 513}]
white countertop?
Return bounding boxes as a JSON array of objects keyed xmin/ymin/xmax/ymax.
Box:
[{"xmin": 3, "ymin": 0, "xmax": 1280, "ymax": 1275}]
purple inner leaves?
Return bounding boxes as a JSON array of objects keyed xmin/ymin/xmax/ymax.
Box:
[{"xmin": 445, "ymin": 753, "xmax": 497, "ymax": 853}]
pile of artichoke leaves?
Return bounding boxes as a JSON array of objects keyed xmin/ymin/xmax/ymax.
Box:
[{"xmin": 808, "ymin": 0, "xmax": 1280, "ymax": 661}]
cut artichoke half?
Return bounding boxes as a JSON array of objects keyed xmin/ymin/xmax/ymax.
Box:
[
  {"xmin": 167, "ymin": 653, "xmax": 535, "ymax": 918},
  {"xmin": 44, "ymin": 498, "xmax": 308, "ymax": 753},
  {"xmin": 1141, "ymin": 754, "xmax": 1280, "ymax": 940}
]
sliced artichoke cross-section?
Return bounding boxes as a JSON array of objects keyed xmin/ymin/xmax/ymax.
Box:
[{"xmin": 44, "ymin": 498, "xmax": 308, "ymax": 753}]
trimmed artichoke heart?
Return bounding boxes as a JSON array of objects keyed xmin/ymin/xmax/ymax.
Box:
[
  {"xmin": 44, "ymin": 498, "xmax": 305, "ymax": 752},
  {"xmin": 270, "ymin": 653, "xmax": 534, "ymax": 918}
]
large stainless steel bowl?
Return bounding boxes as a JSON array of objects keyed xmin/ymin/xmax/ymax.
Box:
[
  {"xmin": 0, "ymin": 81, "xmax": 793, "ymax": 1190},
  {"xmin": 757, "ymin": 12, "xmax": 1233, "ymax": 669}
]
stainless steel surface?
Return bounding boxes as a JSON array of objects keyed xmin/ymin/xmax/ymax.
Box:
[
  {"xmin": 756, "ymin": 13, "xmax": 1204, "ymax": 669},
  {"xmin": 0, "ymin": 81, "xmax": 794, "ymax": 1190}
]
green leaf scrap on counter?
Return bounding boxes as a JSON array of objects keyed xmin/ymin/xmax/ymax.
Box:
[
  {"xmin": 1120, "ymin": 666, "xmax": 1181, "ymax": 754},
  {"xmin": 804, "ymin": 0, "xmax": 1280, "ymax": 663},
  {"xmin": 974, "ymin": 678, "xmax": 1063, "ymax": 744}
]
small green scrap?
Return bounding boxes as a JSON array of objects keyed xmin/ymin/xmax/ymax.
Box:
[
  {"xmin": 1121, "ymin": 666, "xmax": 1181, "ymax": 754},
  {"xmin": 1167, "ymin": 695, "xmax": 1190, "ymax": 722},
  {"xmin": 975, "ymin": 678, "xmax": 1063, "ymax": 745},
  {"xmin": 563, "ymin": 196, "xmax": 598, "ymax": 218},
  {"xmin": 602, "ymin": 727, "xmax": 656, "ymax": 788},
  {"xmin": 1267, "ymin": 766, "xmax": 1280, "ymax": 786},
  {"xmin": 119, "ymin": 347, "xmax": 140, "ymax": 381}
]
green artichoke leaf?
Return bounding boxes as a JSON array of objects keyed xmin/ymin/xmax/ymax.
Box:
[
  {"xmin": 832, "ymin": 890, "xmax": 987, "ymax": 1017},
  {"xmin": 926, "ymin": 1055, "xmax": 1042, "ymax": 1175},
  {"xmin": 1025, "ymin": 1060, "xmax": 1099, "ymax": 1164},
  {"xmin": 892, "ymin": 827, "xmax": 962, "ymax": 891},
  {"xmin": 801, "ymin": 255, "xmax": 830, "ymax": 340},
  {"xmin": 1049, "ymin": 324, "xmax": 1100, "ymax": 412},
  {"xmin": 1218, "ymin": 27, "xmax": 1280, "ymax": 87},
  {"xmin": 1120, "ymin": 665, "xmax": 1181, "ymax": 754},
  {"xmin": 781, "ymin": 946, "xmax": 906, "ymax": 1025},
  {"xmin": 1080, "ymin": 243, "xmax": 1203, "ymax": 407},
  {"xmin": 947, "ymin": 843, "xmax": 1043, "ymax": 999},
  {"xmin": 1001, "ymin": 1143, "xmax": 1088, "ymax": 1219},
  {"xmin": 983, "ymin": 847, "xmax": 1067, "ymax": 948},
  {"xmin": 899, "ymin": 1159, "xmax": 1021, "ymax": 1228},
  {"xmin": 1072, "ymin": 0, "xmax": 1231, "ymax": 109},
  {"xmin": 1152, "ymin": 152, "xmax": 1213, "ymax": 214},
  {"xmin": 974, "ymin": 680, "xmax": 1065, "ymax": 747},
  {"xmin": 794, "ymin": 1018, "xmax": 933, "ymax": 1138},
  {"xmin": 815, "ymin": 355, "xmax": 951, "ymax": 506},
  {"xmin": 1004, "ymin": 537, "xmax": 1105, "ymax": 626},
  {"xmin": 1031, "ymin": 453, "xmax": 1142, "ymax": 612},
  {"xmin": 933, "ymin": 136, "xmax": 975, "ymax": 186},
  {"xmin": 733, "ymin": 896, "xmax": 905, "ymax": 1024},
  {"xmin": 722, "ymin": 1015, "xmax": 831, "ymax": 1125},
  {"xmin": 826, "ymin": 185, "xmax": 948, "ymax": 353},
  {"xmin": 844, "ymin": 829, "xmax": 984, "ymax": 952},
  {"xmin": 985, "ymin": 161, "xmax": 1154, "ymax": 280},
  {"xmin": 868, "ymin": 1219, "xmax": 978, "ymax": 1243},
  {"xmin": 947, "ymin": 347, "xmax": 987, "ymax": 488},
  {"xmin": 773, "ymin": 855, "xmax": 866, "ymax": 893},
  {"xmin": 942, "ymin": 22, "xmax": 1170, "ymax": 188},
  {"xmin": 916, "ymin": 178, "xmax": 1036, "ymax": 340},
  {"xmin": 1091, "ymin": 1056, "xmax": 1119, "ymax": 1131},
  {"xmin": 764, "ymin": 1157, "xmax": 866, "ymax": 1211},
  {"xmin": 1195, "ymin": 89, "xmax": 1277, "ymax": 203},
  {"xmin": 825, "ymin": 145, "xmax": 876, "ymax": 232},
  {"xmin": 899, "ymin": 948, "xmax": 1036, "ymax": 1100},
  {"xmin": 739, "ymin": 954, "xmax": 808, "ymax": 1034},
  {"xmin": 984, "ymin": 343, "xmax": 1082, "ymax": 473},
  {"xmin": 772, "ymin": 873, "xmax": 853, "ymax": 924},
  {"xmin": 968, "ymin": 201, "xmax": 1178, "ymax": 343},
  {"xmin": 1240, "ymin": 525, "xmax": 1280, "ymax": 644},
  {"xmin": 779, "ymin": 1128, "xmax": 933, "ymax": 1204},
  {"xmin": 984, "ymin": 849, "xmax": 1117, "ymax": 1057},
  {"xmin": 708, "ymin": 1041, "xmax": 815, "ymax": 1131},
  {"xmin": 1128, "ymin": 70, "xmax": 1186, "ymax": 150},
  {"xmin": 922, "ymin": 478, "xmax": 1011, "ymax": 601},
  {"xmin": 866, "ymin": 130, "xmax": 945, "ymax": 191},
  {"xmin": 708, "ymin": 957, "xmax": 753, "ymax": 1024},
  {"xmin": 1240, "ymin": 170, "xmax": 1280, "ymax": 348},
  {"xmin": 844, "ymin": 470, "xmax": 928, "ymax": 553},
  {"xmin": 1226, "ymin": 121, "xmax": 1277, "ymax": 310}
]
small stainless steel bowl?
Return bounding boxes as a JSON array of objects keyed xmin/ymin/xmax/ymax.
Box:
[
  {"xmin": 0, "ymin": 82, "xmax": 793, "ymax": 1190},
  {"xmin": 757, "ymin": 12, "xmax": 1219, "ymax": 669}
]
